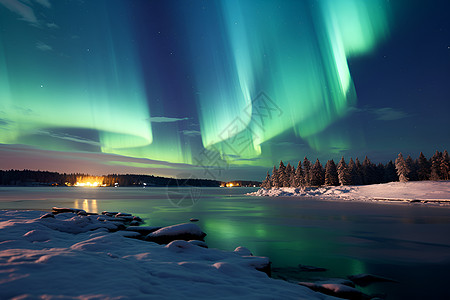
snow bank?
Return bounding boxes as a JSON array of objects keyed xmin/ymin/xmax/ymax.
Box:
[
  {"xmin": 0, "ymin": 210, "xmax": 330, "ymax": 299},
  {"xmin": 248, "ymin": 181, "xmax": 450, "ymax": 204}
]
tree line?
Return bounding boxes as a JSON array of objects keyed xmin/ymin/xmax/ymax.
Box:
[
  {"xmin": 261, "ymin": 150, "xmax": 450, "ymax": 189},
  {"xmin": 0, "ymin": 170, "xmax": 221, "ymax": 187}
]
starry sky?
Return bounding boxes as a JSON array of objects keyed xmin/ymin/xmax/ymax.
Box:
[{"xmin": 0, "ymin": 0, "xmax": 449, "ymax": 181}]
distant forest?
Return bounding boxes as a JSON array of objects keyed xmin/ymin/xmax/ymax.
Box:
[
  {"xmin": 261, "ymin": 150, "xmax": 450, "ymax": 189},
  {"xmin": 0, "ymin": 170, "xmax": 221, "ymax": 187}
]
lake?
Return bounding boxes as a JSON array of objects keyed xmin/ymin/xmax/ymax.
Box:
[{"xmin": 1, "ymin": 186, "xmax": 450, "ymax": 299}]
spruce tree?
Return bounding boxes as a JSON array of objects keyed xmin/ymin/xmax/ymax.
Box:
[
  {"xmin": 277, "ymin": 161, "xmax": 288, "ymax": 187},
  {"xmin": 337, "ymin": 156, "xmax": 350, "ymax": 185},
  {"xmin": 347, "ymin": 158, "xmax": 357, "ymax": 185},
  {"xmin": 289, "ymin": 173, "xmax": 296, "ymax": 187},
  {"xmin": 362, "ymin": 156, "xmax": 376, "ymax": 185},
  {"xmin": 384, "ymin": 160, "xmax": 398, "ymax": 183},
  {"xmin": 354, "ymin": 158, "xmax": 363, "ymax": 185},
  {"xmin": 310, "ymin": 159, "xmax": 324, "ymax": 186},
  {"xmin": 294, "ymin": 161, "xmax": 304, "ymax": 187},
  {"xmin": 303, "ymin": 157, "xmax": 312, "ymax": 186},
  {"xmin": 324, "ymin": 160, "xmax": 339, "ymax": 186},
  {"xmin": 430, "ymin": 151, "xmax": 442, "ymax": 180},
  {"xmin": 271, "ymin": 166, "xmax": 280, "ymax": 188},
  {"xmin": 417, "ymin": 152, "xmax": 430, "ymax": 181},
  {"xmin": 395, "ymin": 153, "xmax": 410, "ymax": 182},
  {"xmin": 440, "ymin": 150, "xmax": 450, "ymax": 180},
  {"xmin": 261, "ymin": 171, "xmax": 271, "ymax": 189},
  {"xmin": 406, "ymin": 155, "xmax": 418, "ymax": 181},
  {"xmin": 375, "ymin": 163, "xmax": 385, "ymax": 184},
  {"xmin": 285, "ymin": 163, "xmax": 293, "ymax": 187}
]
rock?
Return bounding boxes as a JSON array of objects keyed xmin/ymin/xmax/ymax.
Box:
[
  {"xmin": 133, "ymin": 216, "xmax": 143, "ymax": 222},
  {"xmin": 102, "ymin": 211, "xmax": 119, "ymax": 215},
  {"xmin": 97, "ymin": 216, "xmax": 127, "ymax": 222},
  {"xmin": 116, "ymin": 212, "xmax": 132, "ymax": 217},
  {"xmin": 125, "ymin": 226, "xmax": 162, "ymax": 235},
  {"xmin": 234, "ymin": 246, "xmax": 253, "ymax": 256},
  {"xmin": 298, "ymin": 264, "xmax": 327, "ymax": 272},
  {"xmin": 116, "ymin": 215, "xmax": 134, "ymax": 221},
  {"xmin": 77, "ymin": 211, "xmax": 87, "ymax": 216},
  {"xmin": 348, "ymin": 273, "xmax": 398, "ymax": 287},
  {"xmin": 189, "ymin": 218, "xmax": 199, "ymax": 222},
  {"xmin": 298, "ymin": 282, "xmax": 369, "ymax": 300},
  {"xmin": 129, "ymin": 221, "xmax": 140, "ymax": 226},
  {"xmin": 40, "ymin": 213, "xmax": 55, "ymax": 219},
  {"xmin": 188, "ymin": 240, "xmax": 208, "ymax": 248},
  {"xmin": 52, "ymin": 207, "xmax": 86, "ymax": 215},
  {"xmin": 315, "ymin": 278, "xmax": 355, "ymax": 288},
  {"xmin": 145, "ymin": 223, "xmax": 206, "ymax": 244}
]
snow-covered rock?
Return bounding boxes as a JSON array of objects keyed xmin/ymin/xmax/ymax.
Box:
[
  {"xmin": 234, "ymin": 246, "xmax": 253, "ymax": 256},
  {"xmin": 145, "ymin": 222, "xmax": 207, "ymax": 244},
  {"xmin": 299, "ymin": 282, "xmax": 368, "ymax": 299}
]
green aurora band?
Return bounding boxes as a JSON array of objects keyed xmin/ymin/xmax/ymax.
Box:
[{"xmin": 0, "ymin": 0, "xmax": 390, "ymax": 171}]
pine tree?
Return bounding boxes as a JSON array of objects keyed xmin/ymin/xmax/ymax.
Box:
[
  {"xmin": 440, "ymin": 150, "xmax": 450, "ymax": 180},
  {"xmin": 384, "ymin": 160, "xmax": 398, "ymax": 183},
  {"xmin": 271, "ymin": 166, "xmax": 280, "ymax": 188},
  {"xmin": 430, "ymin": 151, "xmax": 442, "ymax": 180},
  {"xmin": 285, "ymin": 163, "xmax": 293, "ymax": 187},
  {"xmin": 354, "ymin": 158, "xmax": 363, "ymax": 185},
  {"xmin": 277, "ymin": 161, "xmax": 288, "ymax": 187},
  {"xmin": 294, "ymin": 161, "xmax": 304, "ymax": 187},
  {"xmin": 362, "ymin": 156, "xmax": 376, "ymax": 185},
  {"xmin": 337, "ymin": 156, "xmax": 351, "ymax": 185},
  {"xmin": 417, "ymin": 152, "xmax": 430, "ymax": 181},
  {"xmin": 395, "ymin": 153, "xmax": 410, "ymax": 182},
  {"xmin": 303, "ymin": 157, "xmax": 312, "ymax": 186},
  {"xmin": 324, "ymin": 160, "xmax": 339, "ymax": 186},
  {"xmin": 406, "ymin": 155, "xmax": 418, "ymax": 181},
  {"xmin": 289, "ymin": 173, "xmax": 296, "ymax": 188},
  {"xmin": 310, "ymin": 159, "xmax": 324, "ymax": 186},
  {"xmin": 347, "ymin": 158, "xmax": 358, "ymax": 185},
  {"xmin": 375, "ymin": 163, "xmax": 385, "ymax": 184},
  {"xmin": 261, "ymin": 171, "xmax": 271, "ymax": 189}
]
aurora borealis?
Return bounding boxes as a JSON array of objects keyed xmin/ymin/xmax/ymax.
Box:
[{"xmin": 1, "ymin": 0, "xmax": 449, "ymax": 180}]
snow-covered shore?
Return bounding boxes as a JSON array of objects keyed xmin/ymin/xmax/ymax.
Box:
[
  {"xmin": 0, "ymin": 209, "xmax": 332, "ymax": 299},
  {"xmin": 248, "ymin": 181, "xmax": 450, "ymax": 204}
]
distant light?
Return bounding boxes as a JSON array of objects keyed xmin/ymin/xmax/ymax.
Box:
[{"xmin": 74, "ymin": 181, "xmax": 104, "ymax": 187}]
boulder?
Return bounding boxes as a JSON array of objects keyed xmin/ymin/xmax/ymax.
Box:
[
  {"xmin": 298, "ymin": 264, "xmax": 327, "ymax": 272},
  {"xmin": 234, "ymin": 246, "xmax": 253, "ymax": 256},
  {"xmin": 298, "ymin": 282, "xmax": 369, "ymax": 300},
  {"xmin": 125, "ymin": 226, "xmax": 162, "ymax": 235},
  {"xmin": 145, "ymin": 223, "xmax": 206, "ymax": 244},
  {"xmin": 40, "ymin": 213, "xmax": 55, "ymax": 219},
  {"xmin": 348, "ymin": 273, "xmax": 398, "ymax": 287},
  {"xmin": 52, "ymin": 207, "xmax": 86, "ymax": 215},
  {"xmin": 188, "ymin": 240, "xmax": 208, "ymax": 248}
]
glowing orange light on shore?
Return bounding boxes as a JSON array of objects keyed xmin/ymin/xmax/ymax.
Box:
[{"xmin": 73, "ymin": 176, "xmax": 106, "ymax": 187}]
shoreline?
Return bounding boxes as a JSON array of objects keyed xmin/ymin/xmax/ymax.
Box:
[
  {"xmin": 0, "ymin": 208, "xmax": 337, "ymax": 299},
  {"xmin": 247, "ymin": 181, "xmax": 450, "ymax": 207}
]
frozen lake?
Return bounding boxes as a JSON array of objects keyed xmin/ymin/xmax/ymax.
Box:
[{"xmin": 1, "ymin": 186, "xmax": 450, "ymax": 299}]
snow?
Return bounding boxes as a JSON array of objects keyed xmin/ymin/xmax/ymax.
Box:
[
  {"xmin": 248, "ymin": 181, "xmax": 450, "ymax": 204},
  {"xmin": 0, "ymin": 210, "xmax": 331, "ymax": 299}
]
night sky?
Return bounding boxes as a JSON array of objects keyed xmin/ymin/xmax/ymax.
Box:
[{"xmin": 0, "ymin": 0, "xmax": 449, "ymax": 181}]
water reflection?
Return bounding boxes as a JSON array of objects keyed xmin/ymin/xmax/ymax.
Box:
[{"xmin": 74, "ymin": 199, "xmax": 98, "ymax": 213}]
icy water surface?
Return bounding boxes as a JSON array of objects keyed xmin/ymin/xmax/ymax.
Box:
[{"xmin": 1, "ymin": 186, "xmax": 450, "ymax": 299}]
